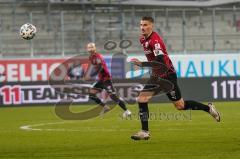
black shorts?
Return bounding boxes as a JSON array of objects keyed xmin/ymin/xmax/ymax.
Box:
[
  {"xmin": 143, "ymin": 73, "xmax": 182, "ymax": 101},
  {"xmin": 92, "ymin": 80, "xmax": 116, "ymax": 94},
  {"xmin": 164, "ymin": 73, "xmax": 182, "ymax": 101}
]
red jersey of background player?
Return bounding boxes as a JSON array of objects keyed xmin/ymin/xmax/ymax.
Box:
[
  {"xmin": 140, "ymin": 31, "xmax": 175, "ymax": 77},
  {"xmin": 89, "ymin": 52, "xmax": 111, "ymax": 81}
]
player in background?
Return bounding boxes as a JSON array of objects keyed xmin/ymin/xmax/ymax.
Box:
[
  {"xmin": 82, "ymin": 42, "xmax": 131, "ymax": 117},
  {"xmin": 130, "ymin": 16, "xmax": 220, "ymax": 140}
]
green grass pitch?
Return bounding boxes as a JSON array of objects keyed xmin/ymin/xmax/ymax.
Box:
[{"xmin": 0, "ymin": 101, "xmax": 240, "ymax": 159}]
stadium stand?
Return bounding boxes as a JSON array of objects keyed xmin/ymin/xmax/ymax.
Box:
[{"xmin": 0, "ymin": 0, "xmax": 239, "ymax": 57}]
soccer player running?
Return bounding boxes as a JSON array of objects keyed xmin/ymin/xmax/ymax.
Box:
[
  {"xmin": 130, "ymin": 17, "xmax": 220, "ymax": 140},
  {"xmin": 83, "ymin": 42, "xmax": 131, "ymax": 117}
]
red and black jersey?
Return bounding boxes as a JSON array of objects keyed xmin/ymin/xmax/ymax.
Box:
[
  {"xmin": 88, "ymin": 52, "xmax": 111, "ymax": 81},
  {"xmin": 140, "ymin": 31, "xmax": 175, "ymax": 78}
]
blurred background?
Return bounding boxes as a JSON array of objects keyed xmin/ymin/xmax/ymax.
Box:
[
  {"xmin": 0, "ymin": 2, "xmax": 239, "ymax": 158},
  {"xmin": 0, "ymin": 0, "xmax": 240, "ymax": 57},
  {"xmin": 0, "ymin": 0, "xmax": 240, "ymax": 105}
]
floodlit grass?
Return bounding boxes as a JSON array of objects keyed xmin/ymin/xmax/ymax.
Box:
[{"xmin": 0, "ymin": 102, "xmax": 239, "ymax": 159}]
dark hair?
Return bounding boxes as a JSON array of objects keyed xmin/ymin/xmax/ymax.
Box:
[{"xmin": 141, "ymin": 16, "xmax": 154, "ymax": 23}]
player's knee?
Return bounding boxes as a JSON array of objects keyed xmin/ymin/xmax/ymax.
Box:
[
  {"xmin": 175, "ymin": 105, "xmax": 185, "ymax": 110},
  {"xmin": 137, "ymin": 96, "xmax": 149, "ymax": 103},
  {"xmin": 173, "ymin": 100, "xmax": 185, "ymax": 110}
]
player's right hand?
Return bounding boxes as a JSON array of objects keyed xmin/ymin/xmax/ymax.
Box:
[{"xmin": 130, "ymin": 58, "xmax": 142, "ymax": 66}]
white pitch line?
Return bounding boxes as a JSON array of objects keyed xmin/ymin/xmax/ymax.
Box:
[
  {"xmin": 20, "ymin": 121, "xmax": 74, "ymax": 131},
  {"xmin": 20, "ymin": 121, "xmax": 132, "ymax": 132},
  {"xmin": 20, "ymin": 121, "xmax": 239, "ymax": 132}
]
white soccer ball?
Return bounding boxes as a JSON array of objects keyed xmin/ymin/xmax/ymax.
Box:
[{"xmin": 20, "ymin": 23, "xmax": 36, "ymax": 40}]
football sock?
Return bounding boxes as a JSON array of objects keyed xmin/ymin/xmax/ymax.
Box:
[
  {"xmin": 139, "ymin": 102, "xmax": 149, "ymax": 131},
  {"xmin": 184, "ymin": 100, "xmax": 210, "ymax": 112},
  {"xmin": 110, "ymin": 94, "xmax": 127, "ymax": 111},
  {"xmin": 89, "ymin": 94, "xmax": 105, "ymax": 107}
]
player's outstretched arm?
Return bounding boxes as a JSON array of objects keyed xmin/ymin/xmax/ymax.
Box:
[{"xmin": 130, "ymin": 58, "xmax": 143, "ymax": 66}]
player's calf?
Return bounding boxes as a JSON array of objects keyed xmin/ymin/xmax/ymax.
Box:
[
  {"xmin": 174, "ymin": 99, "xmax": 221, "ymax": 122},
  {"xmin": 109, "ymin": 93, "xmax": 132, "ymax": 118},
  {"xmin": 89, "ymin": 93, "xmax": 105, "ymax": 107}
]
